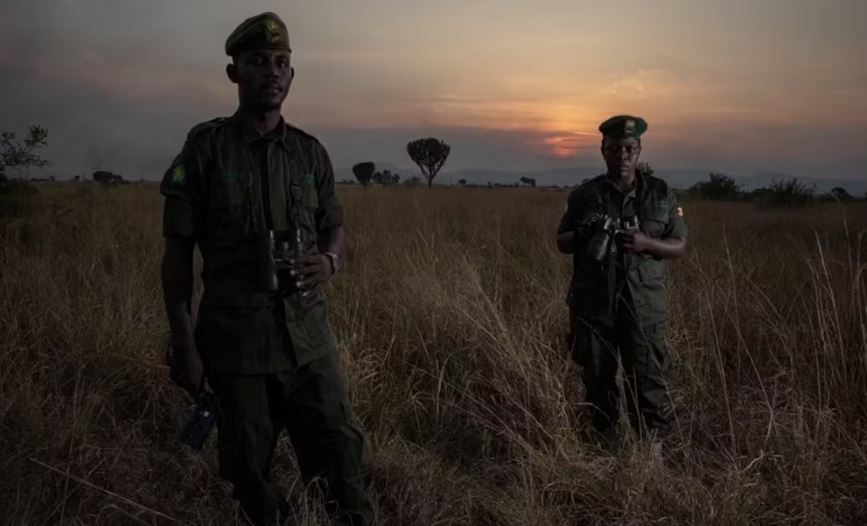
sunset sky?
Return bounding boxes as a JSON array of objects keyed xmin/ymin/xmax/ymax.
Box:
[{"xmin": 1, "ymin": 0, "xmax": 865, "ymax": 182}]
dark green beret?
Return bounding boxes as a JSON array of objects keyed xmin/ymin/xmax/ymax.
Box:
[
  {"xmin": 598, "ymin": 115, "xmax": 648, "ymax": 140},
  {"xmin": 225, "ymin": 12, "xmax": 291, "ymax": 56}
]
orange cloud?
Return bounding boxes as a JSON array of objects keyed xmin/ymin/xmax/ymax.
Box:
[{"xmin": 541, "ymin": 132, "xmax": 596, "ymax": 158}]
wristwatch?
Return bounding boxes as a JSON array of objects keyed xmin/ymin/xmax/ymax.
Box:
[{"xmin": 324, "ymin": 251, "xmax": 341, "ymax": 275}]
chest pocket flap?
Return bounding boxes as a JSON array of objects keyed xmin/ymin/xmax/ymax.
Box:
[
  {"xmin": 640, "ymin": 203, "xmax": 669, "ymax": 238},
  {"xmin": 208, "ymin": 168, "xmax": 253, "ymax": 238}
]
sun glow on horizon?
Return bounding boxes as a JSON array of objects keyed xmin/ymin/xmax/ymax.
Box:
[{"xmin": 541, "ymin": 132, "xmax": 596, "ymax": 158}]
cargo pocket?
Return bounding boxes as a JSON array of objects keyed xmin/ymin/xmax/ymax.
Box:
[
  {"xmin": 634, "ymin": 262, "xmax": 668, "ymax": 325},
  {"xmin": 637, "ymin": 259, "xmax": 664, "ymax": 288},
  {"xmin": 285, "ymin": 295, "xmax": 334, "ymax": 366}
]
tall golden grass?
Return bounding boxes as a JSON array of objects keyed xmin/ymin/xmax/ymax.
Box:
[{"xmin": 1, "ymin": 183, "xmax": 865, "ymax": 525}]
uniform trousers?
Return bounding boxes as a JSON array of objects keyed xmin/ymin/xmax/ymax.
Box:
[
  {"xmin": 209, "ymin": 350, "xmax": 373, "ymax": 525},
  {"xmin": 570, "ymin": 296, "xmax": 672, "ymax": 436}
]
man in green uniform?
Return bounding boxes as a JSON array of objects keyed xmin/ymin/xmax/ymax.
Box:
[
  {"xmin": 556, "ymin": 115, "xmax": 687, "ymax": 441},
  {"xmin": 160, "ymin": 12, "xmax": 373, "ymax": 525}
]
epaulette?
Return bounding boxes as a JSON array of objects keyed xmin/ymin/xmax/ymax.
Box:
[
  {"xmin": 585, "ymin": 174, "xmax": 608, "ymax": 186},
  {"xmin": 564, "ymin": 175, "xmax": 602, "ymax": 200},
  {"xmin": 186, "ymin": 117, "xmax": 229, "ymax": 140},
  {"xmin": 572, "ymin": 174, "xmax": 606, "ymax": 192},
  {"xmin": 285, "ymin": 122, "xmax": 322, "ymax": 146},
  {"xmin": 642, "ymin": 173, "xmax": 670, "ymax": 193}
]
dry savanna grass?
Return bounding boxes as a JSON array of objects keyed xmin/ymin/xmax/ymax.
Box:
[{"xmin": 1, "ymin": 182, "xmax": 866, "ymax": 525}]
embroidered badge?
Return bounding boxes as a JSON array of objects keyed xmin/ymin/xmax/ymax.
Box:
[
  {"xmin": 265, "ymin": 20, "xmax": 282, "ymax": 44},
  {"xmin": 677, "ymin": 206, "xmax": 684, "ymax": 217},
  {"xmin": 171, "ymin": 165, "xmax": 186, "ymax": 185}
]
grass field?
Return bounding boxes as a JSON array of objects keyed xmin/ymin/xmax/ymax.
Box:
[{"xmin": 1, "ymin": 182, "xmax": 866, "ymax": 525}]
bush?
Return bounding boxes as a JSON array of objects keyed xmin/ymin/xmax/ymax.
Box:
[
  {"xmin": 827, "ymin": 187, "xmax": 854, "ymax": 202},
  {"xmin": 752, "ymin": 177, "xmax": 815, "ymax": 206},
  {"xmin": 688, "ymin": 172, "xmax": 742, "ymax": 201},
  {"xmin": 0, "ymin": 177, "xmax": 37, "ymax": 218},
  {"xmin": 92, "ymin": 171, "xmax": 125, "ymax": 185}
]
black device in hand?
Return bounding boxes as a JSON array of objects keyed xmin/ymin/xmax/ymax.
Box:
[
  {"xmin": 584, "ymin": 214, "xmax": 640, "ymax": 261},
  {"xmin": 179, "ymin": 392, "xmax": 218, "ymax": 451}
]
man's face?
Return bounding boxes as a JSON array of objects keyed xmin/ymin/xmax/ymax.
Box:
[
  {"xmin": 602, "ymin": 138, "xmax": 641, "ymax": 178},
  {"xmin": 230, "ymin": 49, "xmax": 294, "ymax": 112}
]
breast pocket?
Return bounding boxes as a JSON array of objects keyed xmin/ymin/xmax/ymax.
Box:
[
  {"xmin": 208, "ymin": 170, "xmax": 252, "ymax": 240},
  {"xmin": 640, "ymin": 205, "xmax": 670, "ymax": 239}
]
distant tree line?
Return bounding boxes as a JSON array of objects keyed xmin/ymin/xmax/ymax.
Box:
[
  {"xmin": 348, "ymin": 137, "xmax": 452, "ymax": 189},
  {"xmin": 92, "ymin": 170, "xmax": 127, "ymax": 185},
  {"xmin": 350, "ymin": 162, "xmax": 404, "ymax": 187},
  {"xmin": 685, "ymin": 172, "xmax": 861, "ymax": 205}
]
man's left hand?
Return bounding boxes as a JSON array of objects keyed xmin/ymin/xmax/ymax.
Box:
[
  {"xmin": 622, "ymin": 231, "xmax": 653, "ymax": 254},
  {"xmin": 291, "ymin": 254, "xmax": 333, "ymax": 297}
]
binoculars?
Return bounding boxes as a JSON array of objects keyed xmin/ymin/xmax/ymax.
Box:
[
  {"xmin": 260, "ymin": 228, "xmax": 305, "ymax": 296},
  {"xmin": 584, "ymin": 214, "xmax": 639, "ymax": 261}
]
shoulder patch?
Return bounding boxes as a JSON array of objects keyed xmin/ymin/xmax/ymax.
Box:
[
  {"xmin": 171, "ymin": 164, "xmax": 186, "ymax": 185},
  {"xmin": 186, "ymin": 117, "xmax": 228, "ymax": 140}
]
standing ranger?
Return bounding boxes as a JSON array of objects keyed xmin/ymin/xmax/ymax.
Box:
[
  {"xmin": 160, "ymin": 12, "xmax": 373, "ymax": 525},
  {"xmin": 556, "ymin": 115, "xmax": 687, "ymax": 442}
]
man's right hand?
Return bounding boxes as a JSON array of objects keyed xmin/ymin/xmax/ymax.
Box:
[
  {"xmin": 168, "ymin": 340, "xmax": 206, "ymax": 397},
  {"xmin": 162, "ymin": 236, "xmax": 205, "ymax": 397}
]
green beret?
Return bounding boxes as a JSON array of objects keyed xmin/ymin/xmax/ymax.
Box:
[
  {"xmin": 598, "ymin": 115, "xmax": 648, "ymax": 140},
  {"xmin": 225, "ymin": 12, "xmax": 291, "ymax": 56}
]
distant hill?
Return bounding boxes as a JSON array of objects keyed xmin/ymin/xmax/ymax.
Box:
[{"xmin": 337, "ymin": 164, "xmax": 866, "ymax": 195}]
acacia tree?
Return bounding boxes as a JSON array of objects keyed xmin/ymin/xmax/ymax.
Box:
[
  {"xmin": 829, "ymin": 187, "xmax": 853, "ymax": 202},
  {"xmin": 352, "ymin": 162, "xmax": 375, "ymax": 187},
  {"xmin": 1, "ymin": 125, "xmax": 48, "ymax": 180},
  {"xmin": 407, "ymin": 137, "xmax": 450, "ymax": 188}
]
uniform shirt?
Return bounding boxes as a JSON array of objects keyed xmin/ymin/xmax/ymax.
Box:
[
  {"xmin": 160, "ymin": 112, "xmax": 343, "ymax": 375},
  {"xmin": 557, "ymin": 171, "xmax": 687, "ymax": 327}
]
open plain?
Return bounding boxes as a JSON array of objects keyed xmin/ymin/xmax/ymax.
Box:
[{"xmin": 1, "ymin": 183, "xmax": 866, "ymax": 525}]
